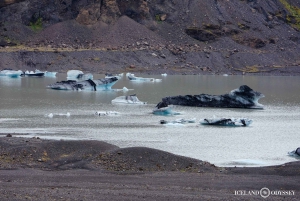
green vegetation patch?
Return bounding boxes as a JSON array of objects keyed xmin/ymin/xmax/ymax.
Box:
[
  {"xmin": 29, "ymin": 17, "xmax": 43, "ymax": 32},
  {"xmin": 279, "ymin": 0, "xmax": 300, "ymax": 30}
]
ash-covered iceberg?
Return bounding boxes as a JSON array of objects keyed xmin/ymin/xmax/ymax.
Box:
[
  {"xmin": 47, "ymin": 77, "xmax": 119, "ymax": 91},
  {"xmin": 156, "ymin": 85, "xmax": 264, "ymax": 109},
  {"xmin": 200, "ymin": 117, "xmax": 252, "ymax": 127},
  {"xmin": 288, "ymin": 147, "xmax": 300, "ymax": 157}
]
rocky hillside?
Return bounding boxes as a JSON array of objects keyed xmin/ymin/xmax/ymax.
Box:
[{"xmin": 0, "ymin": 0, "xmax": 299, "ymax": 75}]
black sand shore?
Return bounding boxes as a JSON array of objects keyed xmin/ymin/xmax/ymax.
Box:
[{"xmin": 0, "ymin": 136, "xmax": 299, "ymax": 200}]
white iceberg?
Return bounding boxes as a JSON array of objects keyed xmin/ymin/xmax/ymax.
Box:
[
  {"xmin": 111, "ymin": 94, "xmax": 147, "ymax": 105},
  {"xmin": 105, "ymin": 73, "xmax": 123, "ymax": 79},
  {"xmin": 95, "ymin": 111, "xmax": 120, "ymax": 116},
  {"xmin": 126, "ymin": 73, "xmax": 162, "ymax": 82},
  {"xmin": 122, "ymin": 87, "xmax": 129, "ymax": 92},
  {"xmin": 67, "ymin": 70, "xmax": 93, "ymax": 80},
  {"xmin": 45, "ymin": 112, "xmax": 70, "ymax": 118}
]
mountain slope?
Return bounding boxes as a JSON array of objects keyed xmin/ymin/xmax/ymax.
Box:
[{"xmin": 0, "ymin": 0, "xmax": 299, "ymax": 75}]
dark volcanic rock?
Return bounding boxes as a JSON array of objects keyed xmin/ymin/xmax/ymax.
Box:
[
  {"xmin": 0, "ymin": 0, "xmax": 299, "ymax": 75},
  {"xmin": 156, "ymin": 85, "xmax": 265, "ymax": 109},
  {"xmin": 0, "ymin": 137, "xmax": 216, "ymax": 173}
]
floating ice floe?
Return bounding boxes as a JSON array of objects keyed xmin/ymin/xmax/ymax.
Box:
[
  {"xmin": 23, "ymin": 70, "xmax": 45, "ymax": 77},
  {"xmin": 95, "ymin": 111, "xmax": 120, "ymax": 116},
  {"xmin": 126, "ymin": 73, "xmax": 162, "ymax": 82},
  {"xmin": 111, "ymin": 87, "xmax": 134, "ymax": 92},
  {"xmin": 0, "ymin": 69, "xmax": 23, "ymax": 78},
  {"xmin": 288, "ymin": 147, "xmax": 300, "ymax": 158},
  {"xmin": 199, "ymin": 116, "xmax": 252, "ymax": 127},
  {"xmin": 45, "ymin": 112, "xmax": 71, "ymax": 118},
  {"xmin": 44, "ymin": 72, "xmax": 57, "ymax": 77},
  {"xmin": 161, "ymin": 73, "xmax": 167, "ymax": 76},
  {"xmin": 111, "ymin": 94, "xmax": 147, "ymax": 105},
  {"xmin": 122, "ymin": 87, "xmax": 129, "ymax": 92},
  {"xmin": 42, "ymin": 70, "xmax": 57, "ymax": 77},
  {"xmin": 152, "ymin": 106, "xmax": 181, "ymax": 116},
  {"xmin": 156, "ymin": 85, "xmax": 264, "ymax": 109},
  {"xmin": 47, "ymin": 77, "xmax": 119, "ymax": 91},
  {"xmin": 105, "ymin": 73, "xmax": 123, "ymax": 80},
  {"xmin": 67, "ymin": 70, "xmax": 93, "ymax": 80},
  {"xmin": 160, "ymin": 118, "xmax": 196, "ymax": 125}
]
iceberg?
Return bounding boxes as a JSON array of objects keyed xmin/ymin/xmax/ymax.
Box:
[
  {"xmin": 199, "ymin": 116, "xmax": 253, "ymax": 127},
  {"xmin": 160, "ymin": 118, "xmax": 196, "ymax": 125},
  {"xmin": 0, "ymin": 69, "xmax": 23, "ymax": 78},
  {"xmin": 47, "ymin": 77, "xmax": 119, "ymax": 91},
  {"xmin": 126, "ymin": 73, "xmax": 162, "ymax": 82},
  {"xmin": 95, "ymin": 111, "xmax": 120, "ymax": 116},
  {"xmin": 156, "ymin": 85, "xmax": 265, "ymax": 109},
  {"xmin": 36, "ymin": 69, "xmax": 57, "ymax": 77},
  {"xmin": 111, "ymin": 94, "xmax": 147, "ymax": 105},
  {"xmin": 105, "ymin": 73, "xmax": 123, "ymax": 79},
  {"xmin": 67, "ymin": 70, "xmax": 93, "ymax": 80},
  {"xmin": 152, "ymin": 105, "xmax": 181, "ymax": 116},
  {"xmin": 23, "ymin": 70, "xmax": 45, "ymax": 77},
  {"xmin": 44, "ymin": 71, "xmax": 57, "ymax": 77},
  {"xmin": 45, "ymin": 112, "xmax": 70, "ymax": 118},
  {"xmin": 288, "ymin": 147, "xmax": 300, "ymax": 158}
]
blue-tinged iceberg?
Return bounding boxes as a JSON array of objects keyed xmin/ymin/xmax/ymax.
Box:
[
  {"xmin": 156, "ymin": 85, "xmax": 264, "ymax": 109},
  {"xmin": 47, "ymin": 77, "xmax": 119, "ymax": 91},
  {"xmin": 199, "ymin": 116, "xmax": 253, "ymax": 127},
  {"xmin": 0, "ymin": 69, "xmax": 23, "ymax": 78},
  {"xmin": 152, "ymin": 105, "xmax": 181, "ymax": 116}
]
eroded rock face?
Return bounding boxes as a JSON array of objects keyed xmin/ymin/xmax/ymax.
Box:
[
  {"xmin": 76, "ymin": 3, "xmax": 101, "ymax": 25},
  {"xmin": 0, "ymin": 0, "xmax": 152, "ymax": 26},
  {"xmin": 0, "ymin": 0, "xmax": 25, "ymax": 8}
]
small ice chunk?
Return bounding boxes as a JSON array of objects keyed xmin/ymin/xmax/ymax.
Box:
[
  {"xmin": 123, "ymin": 87, "xmax": 129, "ymax": 92},
  {"xmin": 95, "ymin": 111, "xmax": 120, "ymax": 116}
]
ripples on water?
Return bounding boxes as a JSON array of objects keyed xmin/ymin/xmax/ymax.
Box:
[{"xmin": 0, "ymin": 73, "xmax": 300, "ymax": 167}]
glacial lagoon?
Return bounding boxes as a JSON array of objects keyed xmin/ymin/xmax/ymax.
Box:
[{"xmin": 0, "ymin": 73, "xmax": 299, "ymax": 167}]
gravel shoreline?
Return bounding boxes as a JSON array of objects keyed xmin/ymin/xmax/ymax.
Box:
[
  {"xmin": 1, "ymin": 48, "xmax": 300, "ymax": 76},
  {"xmin": 0, "ymin": 136, "xmax": 299, "ymax": 200}
]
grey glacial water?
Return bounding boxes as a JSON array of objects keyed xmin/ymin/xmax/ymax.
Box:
[{"xmin": 0, "ymin": 73, "xmax": 299, "ymax": 167}]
